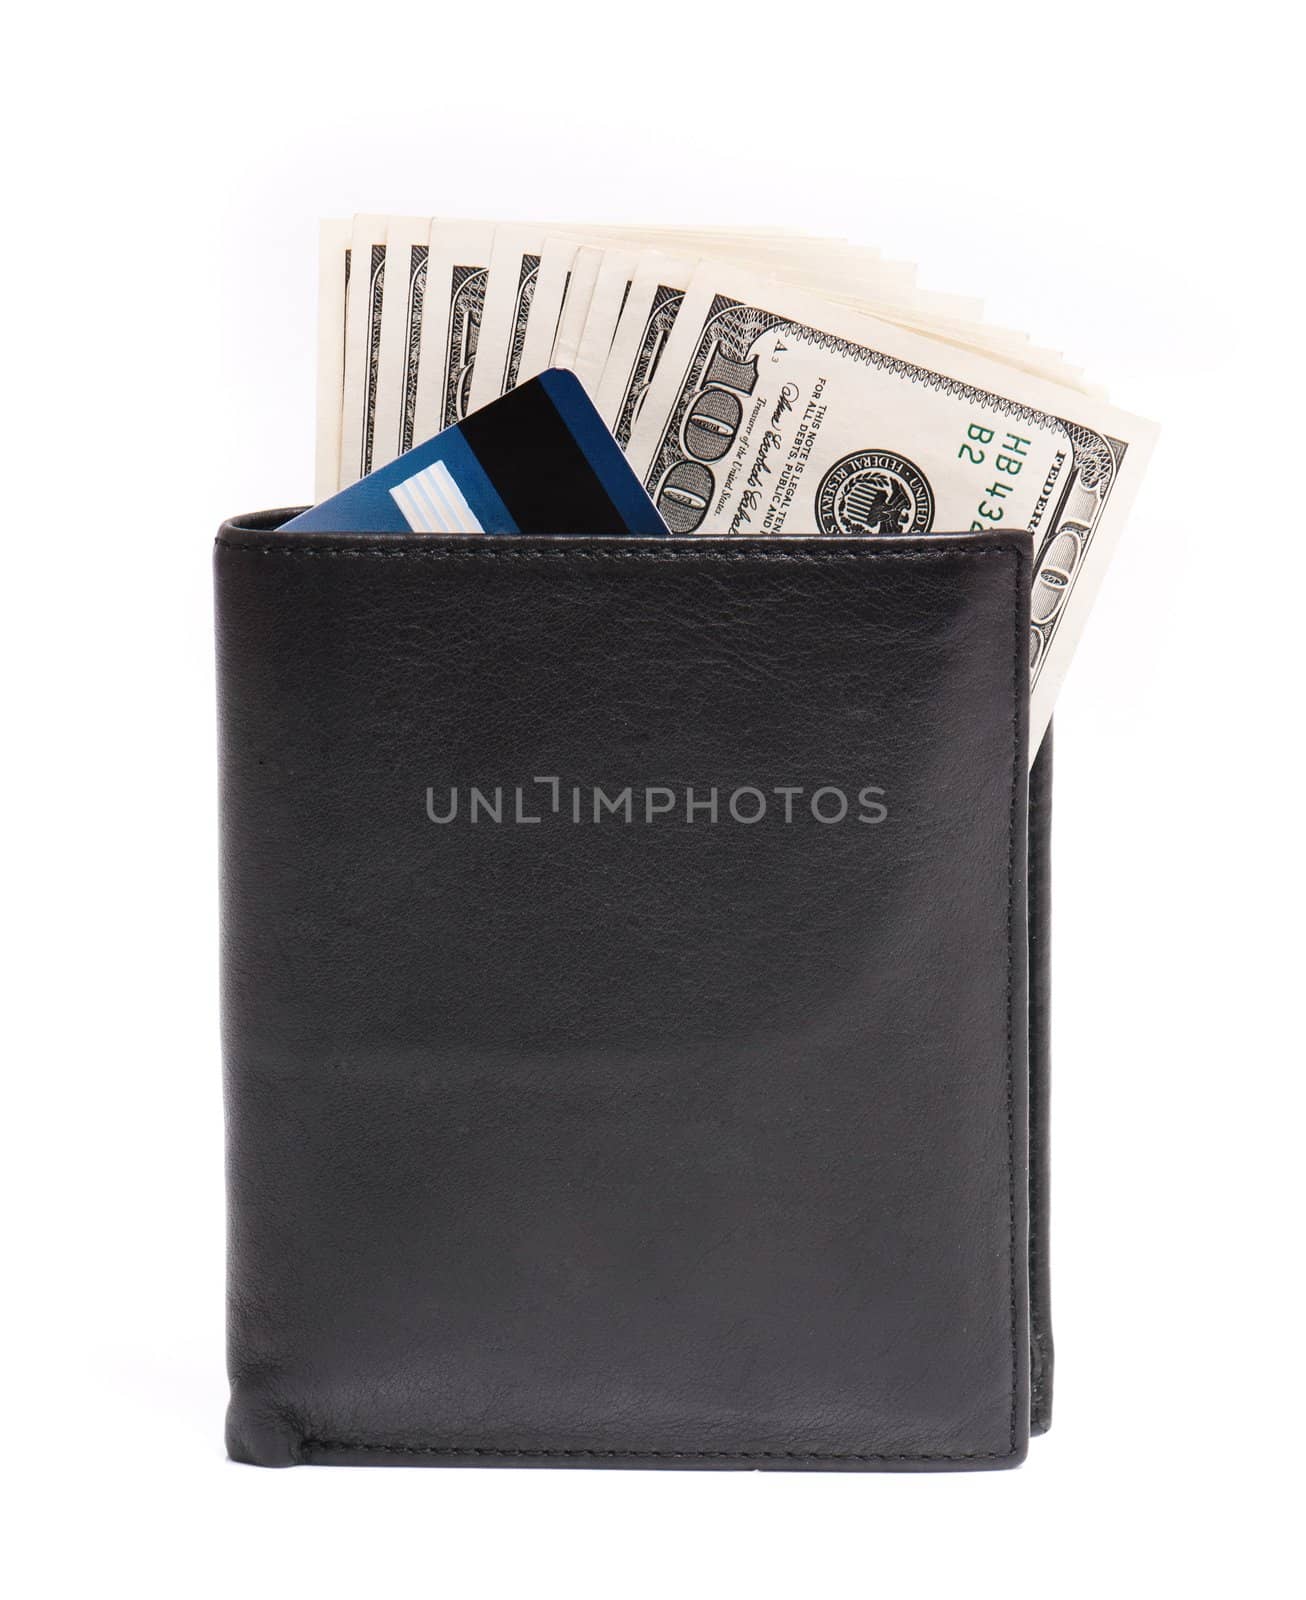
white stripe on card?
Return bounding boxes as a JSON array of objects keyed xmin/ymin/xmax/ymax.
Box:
[
  {"xmin": 389, "ymin": 459, "xmax": 485, "ymax": 534},
  {"xmin": 390, "ymin": 474, "xmax": 453, "ymax": 532}
]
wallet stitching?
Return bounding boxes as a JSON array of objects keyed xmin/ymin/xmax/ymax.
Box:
[
  {"xmin": 223, "ymin": 539, "xmax": 1026, "ymax": 1464},
  {"xmin": 299, "ymin": 1441, "xmax": 1010, "ymax": 1462},
  {"xmin": 1004, "ymin": 549, "xmax": 1024, "ymax": 1456},
  {"xmin": 214, "ymin": 539, "xmax": 1021, "ymax": 565}
]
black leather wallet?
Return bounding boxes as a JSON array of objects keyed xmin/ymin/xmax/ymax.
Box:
[{"xmin": 216, "ymin": 510, "xmax": 1053, "ymax": 1470}]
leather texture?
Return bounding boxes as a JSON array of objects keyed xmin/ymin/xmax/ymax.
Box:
[{"xmin": 216, "ymin": 511, "xmax": 1043, "ymax": 1470}]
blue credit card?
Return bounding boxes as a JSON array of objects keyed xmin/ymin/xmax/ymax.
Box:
[{"xmin": 284, "ymin": 368, "xmax": 668, "ymax": 536}]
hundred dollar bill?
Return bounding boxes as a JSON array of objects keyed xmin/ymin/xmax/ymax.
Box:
[
  {"xmin": 571, "ymin": 248, "xmax": 640, "ymax": 395},
  {"xmin": 593, "ymin": 248, "xmax": 1092, "ymax": 463},
  {"xmin": 551, "ymin": 245, "xmax": 603, "ymax": 372},
  {"xmin": 471, "ymin": 224, "xmax": 692, "ymax": 408},
  {"xmin": 818, "ymin": 290, "xmax": 1091, "ymax": 393},
  {"xmin": 594, "ymin": 252, "xmax": 695, "ymax": 447},
  {"xmin": 479, "ymin": 226, "xmax": 662, "ymax": 401},
  {"xmin": 428, "ymin": 222, "xmax": 1017, "ymax": 419},
  {"xmin": 338, "ymin": 214, "xmax": 388, "ymax": 489},
  {"xmin": 604, "ymin": 247, "xmax": 1092, "ymax": 423},
  {"xmin": 314, "ymin": 219, "xmax": 351, "ymax": 498},
  {"xmin": 514, "ymin": 236, "xmax": 578, "ymax": 390},
  {"xmin": 370, "ymin": 215, "xmax": 430, "ymax": 467},
  {"xmin": 478, "ymin": 226, "xmax": 648, "ymax": 406},
  {"xmin": 514, "ymin": 228, "xmax": 886, "ymax": 399},
  {"xmin": 472, "ymin": 226, "xmax": 667, "ymax": 411},
  {"xmin": 625, "ymin": 264, "xmax": 1156, "ymax": 756},
  {"xmin": 466, "ymin": 224, "xmax": 545, "ymax": 414},
  {"xmin": 315, "ymin": 216, "xmax": 1092, "ymax": 475},
  {"xmin": 412, "ymin": 220, "xmax": 494, "ymax": 442}
]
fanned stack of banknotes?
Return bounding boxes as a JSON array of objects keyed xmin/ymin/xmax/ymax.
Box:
[{"xmin": 315, "ymin": 216, "xmax": 1156, "ymax": 749}]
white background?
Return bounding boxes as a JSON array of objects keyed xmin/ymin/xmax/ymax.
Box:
[{"xmin": 5, "ymin": 2, "xmax": 1301, "ymax": 1594}]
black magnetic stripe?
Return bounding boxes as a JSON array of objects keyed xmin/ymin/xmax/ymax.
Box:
[{"xmin": 458, "ymin": 378, "xmax": 625, "ymax": 534}]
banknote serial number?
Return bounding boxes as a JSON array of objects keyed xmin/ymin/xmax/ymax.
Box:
[{"xmin": 958, "ymin": 424, "xmax": 1033, "ymax": 531}]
